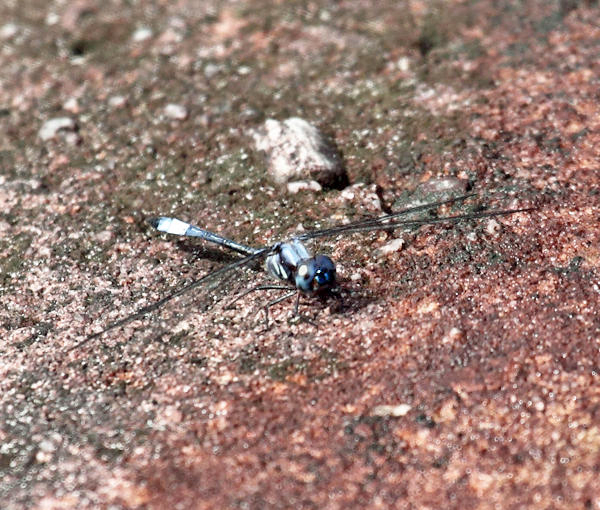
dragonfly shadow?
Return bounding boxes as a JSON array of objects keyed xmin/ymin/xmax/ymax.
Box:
[
  {"xmin": 174, "ymin": 239, "xmax": 263, "ymax": 271},
  {"xmin": 327, "ymin": 278, "xmax": 379, "ymax": 316},
  {"xmin": 169, "ymin": 239, "xmax": 267, "ymax": 307}
]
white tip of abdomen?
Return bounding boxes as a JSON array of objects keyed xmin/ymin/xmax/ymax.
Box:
[{"xmin": 155, "ymin": 217, "xmax": 190, "ymax": 236}]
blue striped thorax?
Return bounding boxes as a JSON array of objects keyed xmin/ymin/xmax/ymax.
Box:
[{"xmin": 265, "ymin": 241, "xmax": 336, "ymax": 293}]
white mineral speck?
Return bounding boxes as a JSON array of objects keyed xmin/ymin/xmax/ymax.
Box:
[
  {"xmin": 132, "ymin": 27, "xmax": 153, "ymax": 42},
  {"xmin": 486, "ymin": 218, "xmax": 501, "ymax": 236},
  {"xmin": 108, "ymin": 95, "xmax": 127, "ymax": 109},
  {"xmin": 396, "ymin": 56, "xmax": 411, "ymax": 72},
  {"xmin": 164, "ymin": 103, "xmax": 188, "ymax": 120},
  {"xmin": 39, "ymin": 440, "xmax": 56, "ymax": 453},
  {"xmin": 376, "ymin": 238, "xmax": 405, "ymax": 256},
  {"xmin": 63, "ymin": 97, "xmax": 79, "ymax": 113},
  {"xmin": 286, "ymin": 180, "xmax": 322, "ymax": 194},
  {"xmin": 0, "ymin": 23, "xmax": 18, "ymax": 39},
  {"xmin": 204, "ymin": 63, "xmax": 220, "ymax": 78},
  {"xmin": 39, "ymin": 117, "xmax": 76, "ymax": 141},
  {"xmin": 371, "ymin": 404, "xmax": 412, "ymax": 417}
]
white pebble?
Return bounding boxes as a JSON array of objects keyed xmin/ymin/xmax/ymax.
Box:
[
  {"xmin": 132, "ymin": 27, "xmax": 153, "ymax": 42},
  {"xmin": 108, "ymin": 95, "xmax": 127, "ymax": 109},
  {"xmin": 204, "ymin": 63, "xmax": 221, "ymax": 78},
  {"xmin": 486, "ymin": 218, "xmax": 501, "ymax": 236},
  {"xmin": 252, "ymin": 117, "xmax": 346, "ymax": 187},
  {"xmin": 376, "ymin": 238, "xmax": 405, "ymax": 256},
  {"xmin": 0, "ymin": 23, "xmax": 18, "ymax": 39},
  {"xmin": 371, "ymin": 404, "xmax": 412, "ymax": 417},
  {"xmin": 63, "ymin": 97, "xmax": 79, "ymax": 113},
  {"xmin": 396, "ymin": 56, "xmax": 411, "ymax": 72},
  {"xmin": 286, "ymin": 180, "xmax": 322, "ymax": 194},
  {"xmin": 39, "ymin": 117, "xmax": 76, "ymax": 141},
  {"xmin": 164, "ymin": 103, "xmax": 188, "ymax": 120}
]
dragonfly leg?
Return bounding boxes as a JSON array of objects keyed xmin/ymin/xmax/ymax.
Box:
[
  {"xmin": 293, "ymin": 292, "xmax": 300, "ymax": 315},
  {"xmin": 293, "ymin": 314, "xmax": 318, "ymax": 328},
  {"xmin": 261, "ymin": 290, "xmax": 297, "ymax": 329},
  {"xmin": 288, "ymin": 292, "xmax": 318, "ymax": 328},
  {"xmin": 224, "ymin": 284, "xmax": 294, "ymax": 310}
]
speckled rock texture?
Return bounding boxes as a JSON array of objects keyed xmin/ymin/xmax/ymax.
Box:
[
  {"xmin": 1, "ymin": 1, "xmax": 599, "ymax": 509},
  {"xmin": 251, "ymin": 117, "xmax": 347, "ymax": 187}
]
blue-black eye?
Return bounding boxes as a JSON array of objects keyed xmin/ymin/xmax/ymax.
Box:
[
  {"xmin": 313, "ymin": 255, "xmax": 336, "ymax": 289},
  {"xmin": 316, "ymin": 272, "xmax": 328, "ymax": 284}
]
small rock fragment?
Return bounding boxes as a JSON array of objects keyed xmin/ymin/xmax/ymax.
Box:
[
  {"xmin": 204, "ymin": 63, "xmax": 221, "ymax": 78},
  {"xmin": 132, "ymin": 27, "xmax": 153, "ymax": 42},
  {"xmin": 441, "ymin": 327, "xmax": 463, "ymax": 345},
  {"xmin": 435, "ymin": 398, "xmax": 458, "ymax": 422},
  {"xmin": 0, "ymin": 23, "xmax": 18, "ymax": 39},
  {"xmin": 376, "ymin": 238, "xmax": 405, "ymax": 257},
  {"xmin": 164, "ymin": 103, "xmax": 188, "ymax": 120},
  {"xmin": 63, "ymin": 131, "xmax": 81, "ymax": 146},
  {"xmin": 39, "ymin": 439, "xmax": 56, "ymax": 453},
  {"xmin": 108, "ymin": 95, "xmax": 127, "ymax": 109},
  {"xmin": 63, "ymin": 97, "xmax": 79, "ymax": 113},
  {"xmin": 486, "ymin": 218, "xmax": 501, "ymax": 236},
  {"xmin": 371, "ymin": 404, "xmax": 412, "ymax": 417},
  {"xmin": 396, "ymin": 56, "xmax": 411, "ymax": 72},
  {"xmin": 286, "ymin": 180, "xmax": 322, "ymax": 194},
  {"xmin": 94, "ymin": 230, "xmax": 113, "ymax": 243},
  {"xmin": 349, "ymin": 271, "xmax": 362, "ymax": 282},
  {"xmin": 252, "ymin": 117, "xmax": 347, "ymax": 188},
  {"xmin": 39, "ymin": 117, "xmax": 76, "ymax": 141},
  {"xmin": 340, "ymin": 183, "xmax": 382, "ymax": 214}
]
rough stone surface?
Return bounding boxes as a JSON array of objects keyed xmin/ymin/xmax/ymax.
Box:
[
  {"xmin": 1, "ymin": 1, "xmax": 599, "ymax": 509},
  {"xmin": 252, "ymin": 117, "xmax": 347, "ymax": 188}
]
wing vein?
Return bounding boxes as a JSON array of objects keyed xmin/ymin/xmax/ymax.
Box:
[{"xmin": 69, "ymin": 248, "xmax": 270, "ymax": 352}]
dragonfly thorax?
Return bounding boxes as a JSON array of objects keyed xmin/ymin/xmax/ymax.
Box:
[{"xmin": 265, "ymin": 240, "xmax": 336, "ymax": 293}]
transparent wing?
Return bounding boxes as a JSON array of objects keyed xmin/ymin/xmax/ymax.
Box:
[
  {"xmin": 296, "ymin": 193, "xmax": 533, "ymax": 241},
  {"xmin": 69, "ymin": 248, "xmax": 271, "ymax": 352}
]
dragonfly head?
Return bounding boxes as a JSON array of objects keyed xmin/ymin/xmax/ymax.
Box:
[{"xmin": 295, "ymin": 255, "xmax": 336, "ymax": 293}]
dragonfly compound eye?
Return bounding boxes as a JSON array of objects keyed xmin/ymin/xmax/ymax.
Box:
[{"xmin": 311, "ymin": 255, "xmax": 336, "ymax": 291}]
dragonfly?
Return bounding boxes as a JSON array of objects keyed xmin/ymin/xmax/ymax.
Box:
[{"xmin": 69, "ymin": 192, "xmax": 532, "ymax": 352}]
